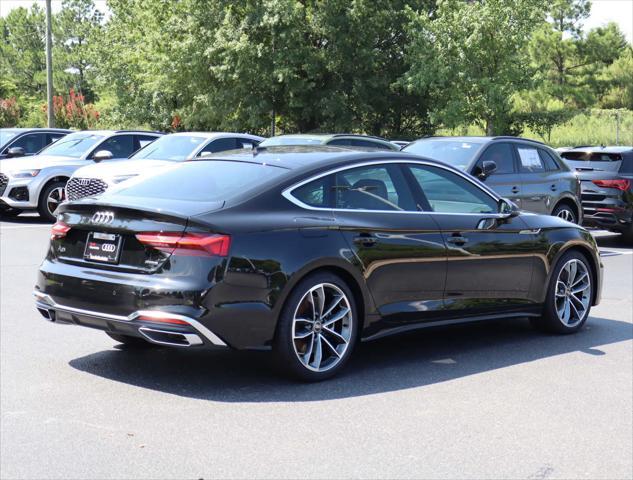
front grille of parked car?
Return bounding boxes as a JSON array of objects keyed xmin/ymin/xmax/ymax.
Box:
[
  {"xmin": 0, "ymin": 173, "xmax": 8, "ymax": 196},
  {"xmin": 66, "ymin": 177, "xmax": 108, "ymax": 201}
]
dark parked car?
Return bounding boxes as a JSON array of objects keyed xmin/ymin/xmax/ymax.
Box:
[
  {"xmin": 259, "ymin": 133, "xmax": 399, "ymax": 151},
  {"xmin": 0, "ymin": 128, "xmax": 71, "ymax": 159},
  {"xmin": 560, "ymin": 146, "xmax": 633, "ymax": 242},
  {"xmin": 404, "ymin": 136, "xmax": 582, "ymax": 223},
  {"xmin": 34, "ymin": 147, "xmax": 602, "ymax": 380}
]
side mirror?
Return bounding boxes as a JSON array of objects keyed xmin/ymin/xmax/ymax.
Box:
[
  {"xmin": 92, "ymin": 150, "xmax": 113, "ymax": 163},
  {"xmin": 7, "ymin": 147, "xmax": 25, "ymax": 158},
  {"xmin": 477, "ymin": 160, "xmax": 497, "ymax": 180},
  {"xmin": 498, "ymin": 198, "xmax": 519, "ymax": 218}
]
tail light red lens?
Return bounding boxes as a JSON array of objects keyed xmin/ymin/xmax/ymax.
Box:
[
  {"xmin": 51, "ymin": 221, "xmax": 71, "ymax": 240},
  {"xmin": 591, "ymin": 179, "xmax": 631, "ymax": 191},
  {"xmin": 135, "ymin": 232, "xmax": 231, "ymax": 257}
]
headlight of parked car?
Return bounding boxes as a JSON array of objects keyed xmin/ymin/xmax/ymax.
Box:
[
  {"xmin": 10, "ymin": 169, "xmax": 41, "ymax": 178},
  {"xmin": 112, "ymin": 174, "xmax": 137, "ymax": 184}
]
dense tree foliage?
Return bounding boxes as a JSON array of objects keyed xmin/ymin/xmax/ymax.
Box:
[{"xmin": 0, "ymin": 0, "xmax": 631, "ymax": 140}]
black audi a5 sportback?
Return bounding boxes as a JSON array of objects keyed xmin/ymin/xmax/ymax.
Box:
[{"xmin": 35, "ymin": 147, "xmax": 603, "ymax": 380}]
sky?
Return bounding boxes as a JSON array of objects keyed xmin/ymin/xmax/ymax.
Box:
[{"xmin": 0, "ymin": 0, "xmax": 632, "ymax": 43}]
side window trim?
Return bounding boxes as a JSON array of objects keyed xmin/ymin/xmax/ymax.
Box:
[{"xmin": 283, "ymin": 160, "xmax": 501, "ymax": 215}]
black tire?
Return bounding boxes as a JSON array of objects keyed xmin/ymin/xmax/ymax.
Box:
[
  {"xmin": 106, "ymin": 332, "xmax": 152, "ymax": 347},
  {"xmin": 552, "ymin": 203, "xmax": 577, "ymax": 224},
  {"xmin": 619, "ymin": 225, "xmax": 633, "ymax": 246},
  {"xmin": 274, "ymin": 271, "xmax": 359, "ymax": 381},
  {"xmin": 37, "ymin": 180, "xmax": 67, "ymax": 222},
  {"xmin": 531, "ymin": 250, "xmax": 593, "ymax": 334},
  {"xmin": 0, "ymin": 207, "xmax": 23, "ymax": 218}
]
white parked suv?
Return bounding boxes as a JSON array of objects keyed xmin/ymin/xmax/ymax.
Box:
[
  {"xmin": 66, "ymin": 132, "xmax": 265, "ymax": 202},
  {"xmin": 0, "ymin": 130, "xmax": 161, "ymax": 220}
]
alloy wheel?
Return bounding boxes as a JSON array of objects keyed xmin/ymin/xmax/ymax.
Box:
[
  {"xmin": 556, "ymin": 208, "xmax": 575, "ymax": 223},
  {"xmin": 292, "ymin": 282, "xmax": 353, "ymax": 372},
  {"xmin": 555, "ymin": 259, "xmax": 591, "ymax": 327},
  {"xmin": 46, "ymin": 187, "xmax": 65, "ymax": 216}
]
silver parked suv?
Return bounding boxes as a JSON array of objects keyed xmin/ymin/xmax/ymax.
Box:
[
  {"xmin": 0, "ymin": 130, "xmax": 161, "ymax": 221},
  {"xmin": 404, "ymin": 136, "xmax": 582, "ymax": 223}
]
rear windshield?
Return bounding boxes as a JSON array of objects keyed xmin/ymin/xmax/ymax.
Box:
[
  {"xmin": 131, "ymin": 135, "xmax": 206, "ymax": 161},
  {"xmin": 112, "ymin": 160, "xmax": 288, "ymax": 202},
  {"xmin": 560, "ymin": 152, "xmax": 623, "ymax": 162}
]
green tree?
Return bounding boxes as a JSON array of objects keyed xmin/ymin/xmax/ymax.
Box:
[
  {"xmin": 53, "ymin": 0, "xmax": 104, "ymax": 103},
  {"xmin": 403, "ymin": 0, "xmax": 543, "ymax": 135}
]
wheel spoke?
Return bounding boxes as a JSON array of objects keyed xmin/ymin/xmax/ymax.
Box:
[
  {"xmin": 295, "ymin": 317, "xmax": 315, "ymax": 325},
  {"xmin": 321, "ymin": 295, "xmax": 344, "ymax": 319},
  {"xmin": 314, "ymin": 285, "xmax": 326, "ymax": 319},
  {"xmin": 294, "ymin": 329, "xmax": 313, "ymax": 339},
  {"xmin": 322, "ymin": 326, "xmax": 347, "ymax": 345},
  {"xmin": 571, "ymin": 273, "xmax": 588, "ymax": 288},
  {"xmin": 320, "ymin": 334, "xmax": 341, "ymax": 358},
  {"xmin": 323, "ymin": 307, "xmax": 350, "ymax": 327},
  {"xmin": 302, "ymin": 332, "xmax": 315, "ymax": 364},
  {"xmin": 310, "ymin": 334, "xmax": 322, "ymax": 369},
  {"xmin": 567, "ymin": 262, "xmax": 577, "ymax": 286}
]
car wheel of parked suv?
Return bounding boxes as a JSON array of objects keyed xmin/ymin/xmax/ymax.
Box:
[
  {"xmin": 275, "ymin": 272, "xmax": 358, "ymax": 381},
  {"xmin": 532, "ymin": 251, "xmax": 593, "ymax": 334},
  {"xmin": 38, "ymin": 180, "xmax": 67, "ymax": 222},
  {"xmin": 552, "ymin": 203, "xmax": 577, "ymax": 224}
]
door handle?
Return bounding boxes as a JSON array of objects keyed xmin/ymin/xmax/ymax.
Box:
[
  {"xmin": 353, "ymin": 233, "xmax": 378, "ymax": 247},
  {"xmin": 511, "ymin": 186, "xmax": 520, "ymax": 194},
  {"xmin": 550, "ymin": 184, "xmax": 557, "ymax": 191},
  {"xmin": 446, "ymin": 233, "xmax": 468, "ymax": 246}
]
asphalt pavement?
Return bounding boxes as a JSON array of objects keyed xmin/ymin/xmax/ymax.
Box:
[{"xmin": 1, "ymin": 215, "xmax": 631, "ymax": 479}]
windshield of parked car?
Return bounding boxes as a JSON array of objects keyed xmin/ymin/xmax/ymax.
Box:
[
  {"xmin": 130, "ymin": 135, "xmax": 207, "ymax": 161},
  {"xmin": 112, "ymin": 160, "xmax": 288, "ymax": 202},
  {"xmin": 41, "ymin": 132, "xmax": 104, "ymax": 158},
  {"xmin": 404, "ymin": 140, "xmax": 481, "ymax": 170},
  {"xmin": 560, "ymin": 151, "xmax": 623, "ymax": 162},
  {"xmin": 0, "ymin": 129, "xmax": 18, "ymax": 147},
  {"xmin": 259, "ymin": 136, "xmax": 324, "ymax": 147}
]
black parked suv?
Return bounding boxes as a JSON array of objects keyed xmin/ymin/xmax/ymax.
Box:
[
  {"xmin": 560, "ymin": 146, "xmax": 633, "ymax": 242},
  {"xmin": 404, "ymin": 136, "xmax": 582, "ymax": 223},
  {"xmin": 0, "ymin": 128, "xmax": 71, "ymax": 159}
]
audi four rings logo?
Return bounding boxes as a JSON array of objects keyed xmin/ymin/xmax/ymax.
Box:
[
  {"xmin": 78, "ymin": 178, "xmax": 91, "ymax": 186},
  {"xmin": 101, "ymin": 244, "xmax": 116, "ymax": 252},
  {"xmin": 91, "ymin": 211, "xmax": 114, "ymax": 224}
]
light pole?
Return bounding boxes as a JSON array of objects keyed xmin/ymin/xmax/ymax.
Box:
[{"xmin": 45, "ymin": 0, "xmax": 55, "ymax": 127}]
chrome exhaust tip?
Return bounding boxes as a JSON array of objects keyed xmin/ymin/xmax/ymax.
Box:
[{"xmin": 138, "ymin": 327, "xmax": 203, "ymax": 347}]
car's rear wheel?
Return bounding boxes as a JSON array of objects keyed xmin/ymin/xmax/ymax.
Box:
[
  {"xmin": 532, "ymin": 251, "xmax": 593, "ymax": 334},
  {"xmin": 105, "ymin": 332, "xmax": 152, "ymax": 347},
  {"xmin": 552, "ymin": 203, "xmax": 577, "ymax": 224},
  {"xmin": 38, "ymin": 180, "xmax": 67, "ymax": 222},
  {"xmin": 274, "ymin": 272, "xmax": 358, "ymax": 381}
]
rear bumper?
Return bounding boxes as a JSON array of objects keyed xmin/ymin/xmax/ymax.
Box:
[
  {"xmin": 581, "ymin": 189, "xmax": 632, "ymax": 232},
  {"xmin": 33, "ymin": 290, "xmax": 228, "ymax": 348}
]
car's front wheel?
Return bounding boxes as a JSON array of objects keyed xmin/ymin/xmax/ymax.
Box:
[
  {"xmin": 532, "ymin": 251, "xmax": 593, "ymax": 334},
  {"xmin": 38, "ymin": 180, "xmax": 67, "ymax": 222},
  {"xmin": 552, "ymin": 203, "xmax": 577, "ymax": 224},
  {"xmin": 274, "ymin": 272, "xmax": 358, "ymax": 381}
]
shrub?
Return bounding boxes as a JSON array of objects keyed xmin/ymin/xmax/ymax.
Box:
[
  {"xmin": 0, "ymin": 97, "xmax": 20, "ymax": 127},
  {"xmin": 42, "ymin": 89, "xmax": 99, "ymax": 129}
]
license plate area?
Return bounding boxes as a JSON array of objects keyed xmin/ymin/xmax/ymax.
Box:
[{"xmin": 83, "ymin": 232, "xmax": 122, "ymax": 264}]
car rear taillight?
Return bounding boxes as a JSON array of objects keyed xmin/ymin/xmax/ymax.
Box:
[
  {"xmin": 135, "ymin": 232, "xmax": 231, "ymax": 257},
  {"xmin": 51, "ymin": 221, "xmax": 71, "ymax": 240},
  {"xmin": 591, "ymin": 179, "xmax": 631, "ymax": 191},
  {"xmin": 136, "ymin": 312, "xmax": 190, "ymax": 326}
]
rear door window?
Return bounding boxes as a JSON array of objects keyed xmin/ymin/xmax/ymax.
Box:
[
  {"xmin": 46, "ymin": 133, "xmax": 67, "ymax": 146},
  {"xmin": 516, "ymin": 146, "xmax": 546, "ymax": 173},
  {"xmin": 292, "ymin": 176, "xmax": 332, "ymax": 208},
  {"xmin": 136, "ymin": 135, "xmax": 159, "ymax": 150}
]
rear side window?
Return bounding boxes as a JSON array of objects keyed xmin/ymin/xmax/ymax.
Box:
[
  {"xmin": 476, "ymin": 143, "xmax": 516, "ymax": 174},
  {"xmin": 136, "ymin": 135, "xmax": 159, "ymax": 150},
  {"xmin": 516, "ymin": 146, "xmax": 545, "ymax": 172},
  {"xmin": 46, "ymin": 133, "xmax": 66, "ymax": 145},
  {"xmin": 114, "ymin": 161, "xmax": 287, "ymax": 202},
  {"xmin": 293, "ymin": 177, "xmax": 330, "ymax": 207},
  {"xmin": 538, "ymin": 149, "xmax": 560, "ymax": 171},
  {"xmin": 333, "ymin": 164, "xmax": 416, "ymax": 211},
  {"xmin": 619, "ymin": 154, "xmax": 633, "ymax": 174}
]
